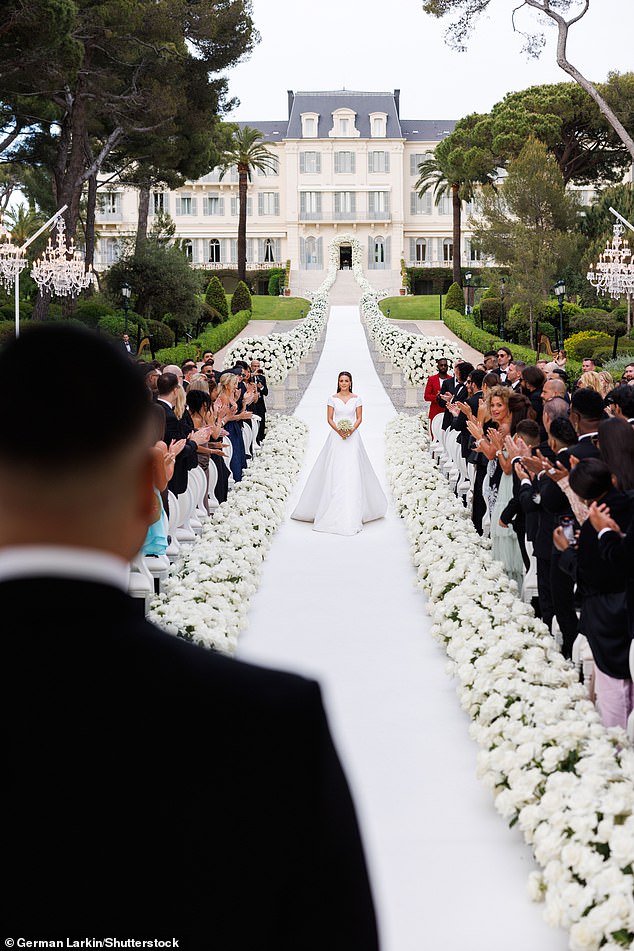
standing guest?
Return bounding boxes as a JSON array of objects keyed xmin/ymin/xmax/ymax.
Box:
[
  {"xmin": 187, "ymin": 373, "xmax": 210, "ymax": 394},
  {"xmin": 555, "ymin": 460, "xmax": 634, "ymax": 729},
  {"xmin": 496, "ymin": 346, "xmax": 513, "ymax": 382},
  {"xmin": 156, "ymin": 372, "xmax": 208, "ymax": 496},
  {"xmin": 453, "ymin": 368, "xmax": 485, "ymax": 459},
  {"xmin": 201, "ymin": 363, "xmax": 218, "ymax": 387},
  {"xmin": 1, "ymin": 325, "xmax": 379, "ymax": 951},
  {"xmin": 576, "ymin": 370, "xmax": 604, "ymax": 395},
  {"xmin": 424, "ymin": 357, "xmax": 452, "ymax": 423},
  {"xmin": 250, "ymin": 358, "xmax": 269, "ymax": 443},
  {"xmin": 214, "ymin": 372, "xmax": 250, "ymax": 482},
  {"xmin": 141, "ymin": 364, "xmax": 160, "ymax": 396},
  {"xmin": 597, "ymin": 370, "xmax": 615, "ymax": 398},
  {"xmin": 499, "ymin": 418, "xmax": 541, "ymax": 571},
  {"xmin": 520, "ymin": 365, "xmax": 546, "ymax": 432},
  {"xmin": 163, "ymin": 363, "xmax": 184, "ymax": 386},
  {"xmin": 483, "ymin": 350, "xmax": 498, "ymax": 371},
  {"xmin": 605, "ymin": 384, "xmax": 634, "ymax": 423},
  {"xmin": 581, "ymin": 357, "xmax": 597, "ymax": 374},
  {"xmin": 554, "ymin": 349, "xmax": 567, "ymax": 369},
  {"xmin": 505, "ymin": 360, "xmax": 526, "ymax": 392},
  {"xmin": 536, "ymin": 359, "xmax": 548, "ymax": 373},
  {"xmin": 440, "ymin": 361, "xmax": 472, "ymax": 430},
  {"xmin": 121, "ymin": 332, "xmax": 135, "ymax": 355},
  {"xmin": 622, "ymin": 362, "xmax": 634, "ymax": 382},
  {"xmin": 542, "ymin": 377, "xmax": 569, "ymax": 404},
  {"xmin": 181, "ymin": 361, "xmax": 198, "ymax": 391}
]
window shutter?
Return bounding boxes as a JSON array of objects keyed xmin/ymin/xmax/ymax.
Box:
[
  {"xmin": 218, "ymin": 198, "xmax": 224, "ymax": 216},
  {"xmin": 300, "ymin": 152, "xmax": 306, "ymax": 173},
  {"xmin": 437, "ymin": 238, "xmax": 444, "ymax": 262},
  {"xmin": 313, "ymin": 153, "xmax": 320, "ymax": 173},
  {"xmin": 334, "ymin": 153, "xmax": 340, "ymax": 173},
  {"xmin": 223, "ymin": 239, "xmax": 231, "ymax": 263},
  {"xmin": 384, "ymin": 236, "xmax": 391, "ymax": 268},
  {"xmin": 410, "ymin": 192, "xmax": 417, "ymax": 215},
  {"xmin": 368, "ymin": 192, "xmax": 375, "ymax": 214},
  {"xmin": 316, "ymin": 237, "xmax": 323, "ymax": 267},
  {"xmin": 256, "ymin": 239, "xmax": 263, "ymax": 262},
  {"xmin": 368, "ymin": 152, "xmax": 374, "ymax": 173},
  {"xmin": 163, "ymin": 193, "xmax": 169, "ymax": 213},
  {"xmin": 316, "ymin": 193, "xmax": 322, "ymax": 213},
  {"xmin": 257, "ymin": 193, "xmax": 264, "ymax": 216},
  {"xmin": 247, "ymin": 238, "xmax": 253, "ymax": 262},
  {"xmin": 175, "ymin": 197, "xmax": 182, "ymax": 216},
  {"xmin": 191, "ymin": 197, "xmax": 197, "ymax": 216},
  {"xmin": 385, "ymin": 152, "xmax": 390, "ymax": 173},
  {"xmin": 384, "ymin": 193, "xmax": 390, "ymax": 215},
  {"xmin": 368, "ymin": 236, "xmax": 374, "ymax": 269},
  {"xmin": 231, "ymin": 197, "xmax": 237, "ymax": 216},
  {"xmin": 425, "ymin": 192, "xmax": 432, "ymax": 214},
  {"xmin": 274, "ymin": 193, "xmax": 280, "ymax": 216},
  {"xmin": 299, "ymin": 237, "xmax": 306, "ymax": 267},
  {"xmin": 334, "ymin": 192, "xmax": 341, "ymax": 214},
  {"xmin": 409, "ymin": 238, "xmax": 416, "ymax": 261},
  {"xmin": 350, "ymin": 192, "xmax": 356, "ymax": 213},
  {"xmin": 202, "ymin": 197, "xmax": 209, "ymax": 216},
  {"xmin": 232, "ymin": 238, "xmax": 238, "ymax": 261},
  {"xmin": 300, "ymin": 193, "xmax": 307, "ymax": 216},
  {"xmin": 410, "ymin": 154, "xmax": 416, "ymax": 176},
  {"xmin": 274, "ymin": 238, "xmax": 281, "ymax": 261}
]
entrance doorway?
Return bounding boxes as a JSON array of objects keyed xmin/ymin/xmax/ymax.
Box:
[{"xmin": 339, "ymin": 244, "xmax": 352, "ymax": 269}]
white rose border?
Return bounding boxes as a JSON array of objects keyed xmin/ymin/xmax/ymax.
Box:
[
  {"xmin": 149, "ymin": 415, "xmax": 308, "ymax": 653},
  {"xmin": 385, "ymin": 413, "xmax": 634, "ymax": 951}
]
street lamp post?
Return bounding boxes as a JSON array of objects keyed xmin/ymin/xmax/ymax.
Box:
[
  {"xmin": 464, "ymin": 271, "xmax": 472, "ymax": 315},
  {"xmin": 554, "ymin": 279, "xmax": 566, "ymax": 352},
  {"xmin": 121, "ymin": 283, "xmax": 132, "ymax": 335},
  {"xmin": 499, "ymin": 278, "xmax": 506, "ymax": 341}
]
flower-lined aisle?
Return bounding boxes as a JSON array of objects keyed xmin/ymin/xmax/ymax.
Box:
[
  {"xmin": 385, "ymin": 413, "xmax": 634, "ymax": 951},
  {"xmin": 149, "ymin": 415, "xmax": 308, "ymax": 652}
]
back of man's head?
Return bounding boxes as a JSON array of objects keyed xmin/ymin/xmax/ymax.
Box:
[
  {"xmin": 0, "ymin": 325, "xmax": 153, "ymax": 556},
  {"xmin": 571, "ymin": 388, "xmax": 604, "ymax": 422},
  {"xmin": 543, "ymin": 397, "xmax": 569, "ymax": 427},
  {"xmin": 157, "ymin": 372, "xmax": 179, "ymax": 397},
  {"xmin": 456, "ymin": 361, "xmax": 474, "ymax": 383},
  {"xmin": 469, "ymin": 369, "xmax": 486, "ymax": 389}
]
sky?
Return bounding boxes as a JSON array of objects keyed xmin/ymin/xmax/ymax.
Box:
[{"xmin": 224, "ymin": 0, "xmax": 634, "ymax": 124}]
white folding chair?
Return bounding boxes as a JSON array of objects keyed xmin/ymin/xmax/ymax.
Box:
[
  {"xmin": 128, "ymin": 551, "xmax": 154, "ymax": 614},
  {"xmin": 207, "ymin": 461, "xmax": 220, "ymax": 512},
  {"xmin": 166, "ymin": 491, "xmax": 181, "ymax": 561},
  {"xmin": 175, "ymin": 483, "xmax": 197, "ymax": 544},
  {"xmin": 628, "ymin": 643, "xmax": 634, "ymax": 742}
]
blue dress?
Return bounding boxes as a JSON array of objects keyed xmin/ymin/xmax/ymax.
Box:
[
  {"xmin": 143, "ymin": 490, "xmax": 168, "ymax": 556},
  {"xmin": 226, "ymin": 419, "xmax": 246, "ymax": 482}
]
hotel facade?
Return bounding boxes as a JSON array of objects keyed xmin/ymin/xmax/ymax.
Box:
[{"xmin": 96, "ymin": 89, "xmax": 482, "ymax": 294}]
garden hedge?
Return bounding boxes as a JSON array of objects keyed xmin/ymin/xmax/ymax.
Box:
[{"xmin": 154, "ymin": 309, "xmax": 250, "ymax": 365}]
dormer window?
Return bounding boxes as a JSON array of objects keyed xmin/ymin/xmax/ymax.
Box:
[
  {"xmin": 369, "ymin": 112, "xmax": 387, "ymax": 137},
  {"xmin": 329, "ymin": 108, "xmax": 359, "ymax": 138},
  {"xmin": 301, "ymin": 113, "xmax": 319, "ymax": 138}
]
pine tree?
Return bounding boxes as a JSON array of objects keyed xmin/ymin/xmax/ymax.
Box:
[{"xmin": 231, "ymin": 280, "xmax": 252, "ymax": 315}]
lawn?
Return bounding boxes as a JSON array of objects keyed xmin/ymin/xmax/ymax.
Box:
[
  {"xmin": 379, "ymin": 295, "xmax": 445, "ymax": 320},
  {"xmin": 227, "ymin": 294, "xmax": 311, "ymax": 321}
]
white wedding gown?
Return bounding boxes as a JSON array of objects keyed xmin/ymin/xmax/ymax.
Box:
[{"xmin": 291, "ymin": 395, "xmax": 387, "ymax": 535}]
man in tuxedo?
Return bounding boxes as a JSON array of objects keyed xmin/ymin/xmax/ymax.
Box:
[
  {"xmin": 542, "ymin": 377, "xmax": 569, "ymax": 404},
  {"xmin": 121, "ymin": 332, "xmax": 135, "ymax": 355},
  {"xmin": 1, "ymin": 325, "xmax": 378, "ymax": 949},
  {"xmin": 181, "ymin": 360, "xmax": 197, "ymax": 391},
  {"xmin": 505, "ymin": 360, "xmax": 525, "ymax": 391},
  {"xmin": 496, "ymin": 346, "xmax": 513, "ymax": 382},
  {"xmin": 250, "ymin": 358, "xmax": 269, "ymax": 443},
  {"xmin": 423, "ymin": 357, "xmax": 452, "ymax": 424},
  {"xmin": 156, "ymin": 371, "xmax": 205, "ymax": 496},
  {"xmin": 439, "ymin": 360, "xmax": 473, "ymax": 431}
]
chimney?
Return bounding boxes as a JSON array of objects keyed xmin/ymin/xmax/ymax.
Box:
[
  {"xmin": 394, "ymin": 89, "xmax": 400, "ymax": 117},
  {"xmin": 287, "ymin": 90, "xmax": 295, "ymax": 119}
]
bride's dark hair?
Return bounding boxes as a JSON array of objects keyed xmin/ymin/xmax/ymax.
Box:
[{"xmin": 337, "ymin": 371, "xmax": 353, "ymax": 392}]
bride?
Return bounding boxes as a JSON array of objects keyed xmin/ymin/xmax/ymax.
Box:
[{"xmin": 292, "ymin": 371, "xmax": 387, "ymax": 536}]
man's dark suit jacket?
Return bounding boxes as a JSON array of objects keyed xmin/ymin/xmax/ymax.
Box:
[
  {"xmin": 440, "ymin": 377, "xmax": 467, "ymax": 431},
  {"xmin": 452, "ymin": 390, "xmax": 482, "ymax": 458},
  {"xmin": 599, "ymin": 519, "xmax": 634, "ymax": 638},
  {"xmin": 4, "ymin": 578, "xmax": 379, "ymax": 950},
  {"xmin": 159, "ymin": 399, "xmax": 198, "ymax": 496}
]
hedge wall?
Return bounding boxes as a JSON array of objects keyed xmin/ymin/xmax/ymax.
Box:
[
  {"xmin": 154, "ymin": 309, "xmax": 250, "ymax": 365},
  {"xmin": 442, "ymin": 309, "xmax": 582, "ymax": 378}
]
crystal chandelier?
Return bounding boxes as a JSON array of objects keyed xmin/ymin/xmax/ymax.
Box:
[
  {"xmin": 31, "ymin": 217, "xmax": 95, "ymax": 296},
  {"xmin": 0, "ymin": 221, "xmax": 27, "ymax": 292},
  {"xmin": 586, "ymin": 223, "xmax": 634, "ymax": 300}
]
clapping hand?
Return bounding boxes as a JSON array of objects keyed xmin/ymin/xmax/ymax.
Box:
[
  {"xmin": 544, "ymin": 460, "xmax": 569, "ymax": 483},
  {"xmin": 514, "ymin": 461, "xmax": 530, "ymax": 481},
  {"xmin": 466, "ymin": 419, "xmax": 484, "ymax": 442},
  {"xmin": 505, "ymin": 434, "xmax": 529, "ymax": 459},
  {"xmin": 168, "ymin": 438, "xmax": 187, "ymax": 458},
  {"xmin": 190, "ymin": 426, "xmax": 212, "ymax": 446},
  {"xmin": 587, "ymin": 501, "xmax": 621, "ymax": 535},
  {"xmin": 454, "ymin": 400, "xmax": 473, "ymax": 419}
]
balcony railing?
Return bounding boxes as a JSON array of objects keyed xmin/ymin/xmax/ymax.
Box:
[
  {"xmin": 299, "ymin": 211, "xmax": 323, "ymax": 221},
  {"xmin": 191, "ymin": 261, "xmax": 285, "ymax": 270}
]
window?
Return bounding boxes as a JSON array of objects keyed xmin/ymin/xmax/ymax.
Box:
[
  {"xmin": 258, "ymin": 192, "xmax": 280, "ymax": 216},
  {"xmin": 182, "ymin": 239, "xmax": 193, "ymax": 262},
  {"xmin": 299, "ymin": 192, "xmax": 322, "ymax": 220},
  {"xmin": 152, "ymin": 192, "xmax": 164, "ymax": 214},
  {"xmin": 334, "ymin": 151, "xmax": 355, "ymax": 173},
  {"xmin": 102, "ymin": 237, "xmax": 120, "ymax": 265},
  {"xmin": 410, "ymin": 192, "xmax": 432, "ymax": 215},
  {"xmin": 374, "ymin": 236, "xmax": 385, "ymax": 265},
  {"xmin": 203, "ymin": 195, "xmax": 224, "ymax": 216},
  {"xmin": 368, "ymin": 191, "xmax": 389, "ymax": 219},
  {"xmin": 301, "ymin": 114, "xmax": 319, "ymax": 137},
  {"xmin": 208, "ymin": 239, "xmax": 221, "ymax": 263},
  {"xmin": 175, "ymin": 195, "xmax": 197, "ymax": 216},
  {"xmin": 368, "ymin": 151, "xmax": 390, "ymax": 173},
  {"xmin": 369, "ymin": 112, "xmax": 387, "ymax": 138},
  {"xmin": 264, "ymin": 238, "xmax": 275, "ymax": 263},
  {"xmin": 443, "ymin": 238, "xmax": 453, "ymax": 262},
  {"xmin": 300, "ymin": 235, "xmax": 323, "ymax": 270},
  {"xmin": 415, "ymin": 238, "xmax": 426, "ymax": 263},
  {"xmin": 334, "ymin": 192, "xmax": 356, "ymax": 219},
  {"xmin": 329, "ymin": 109, "xmax": 359, "ymax": 138},
  {"xmin": 368, "ymin": 234, "xmax": 390, "ymax": 269},
  {"xmin": 100, "ymin": 192, "xmax": 120, "ymax": 216},
  {"xmin": 339, "ymin": 118, "xmax": 349, "ymax": 136},
  {"xmin": 468, "ymin": 240, "xmax": 481, "ymax": 262},
  {"xmin": 300, "ymin": 152, "xmax": 321, "ymax": 173},
  {"xmin": 230, "ymin": 196, "xmax": 252, "ymax": 217},
  {"xmin": 438, "ymin": 194, "xmax": 451, "ymax": 216},
  {"xmin": 257, "ymin": 156, "xmax": 279, "ymax": 176}
]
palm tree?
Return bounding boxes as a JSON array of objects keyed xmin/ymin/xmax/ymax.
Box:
[
  {"xmin": 218, "ymin": 126, "xmax": 277, "ymax": 283},
  {"xmin": 415, "ymin": 121, "xmax": 497, "ymax": 286},
  {"xmin": 3, "ymin": 201, "xmax": 45, "ymax": 244}
]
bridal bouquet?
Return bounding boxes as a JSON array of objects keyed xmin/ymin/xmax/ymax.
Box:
[{"xmin": 337, "ymin": 420, "xmax": 353, "ymax": 433}]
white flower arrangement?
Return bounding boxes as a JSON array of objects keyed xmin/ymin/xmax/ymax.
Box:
[
  {"xmin": 148, "ymin": 415, "xmax": 308, "ymax": 652},
  {"xmin": 385, "ymin": 413, "xmax": 634, "ymax": 951}
]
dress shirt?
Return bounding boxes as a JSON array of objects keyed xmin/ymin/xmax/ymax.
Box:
[{"xmin": 0, "ymin": 545, "xmax": 129, "ymax": 590}]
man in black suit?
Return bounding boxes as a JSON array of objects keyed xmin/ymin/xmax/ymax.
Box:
[
  {"xmin": 0, "ymin": 325, "xmax": 380, "ymax": 949},
  {"xmin": 250, "ymin": 358, "xmax": 269, "ymax": 443},
  {"xmin": 440, "ymin": 360, "xmax": 473, "ymax": 430},
  {"xmin": 505, "ymin": 360, "xmax": 525, "ymax": 392},
  {"xmin": 156, "ymin": 371, "xmax": 206, "ymax": 496}
]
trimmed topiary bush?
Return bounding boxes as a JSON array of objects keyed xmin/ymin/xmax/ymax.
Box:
[
  {"xmin": 73, "ymin": 296, "xmax": 116, "ymax": 327},
  {"xmin": 267, "ymin": 269, "xmax": 284, "ymax": 296},
  {"xmin": 480, "ymin": 297, "xmax": 502, "ymax": 326},
  {"xmin": 564, "ymin": 330, "xmax": 612, "ymax": 360},
  {"xmin": 97, "ymin": 314, "xmax": 144, "ymax": 340},
  {"xmin": 205, "ymin": 276, "xmax": 228, "ymax": 322},
  {"xmin": 231, "ymin": 280, "xmax": 252, "ymax": 315},
  {"xmin": 568, "ymin": 312, "xmax": 626, "ymax": 337},
  {"xmin": 445, "ymin": 282, "xmax": 465, "ymax": 314},
  {"xmin": 146, "ymin": 319, "xmax": 175, "ymax": 350}
]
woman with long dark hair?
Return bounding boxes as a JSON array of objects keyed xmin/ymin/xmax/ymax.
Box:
[
  {"xmin": 292, "ymin": 371, "xmax": 387, "ymax": 535},
  {"xmin": 598, "ymin": 416, "xmax": 634, "ymax": 491}
]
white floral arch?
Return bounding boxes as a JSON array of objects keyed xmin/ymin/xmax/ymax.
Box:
[{"xmin": 327, "ymin": 234, "xmax": 364, "ymax": 269}]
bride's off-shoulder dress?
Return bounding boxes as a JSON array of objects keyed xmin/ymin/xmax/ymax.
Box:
[{"xmin": 292, "ymin": 395, "xmax": 387, "ymax": 536}]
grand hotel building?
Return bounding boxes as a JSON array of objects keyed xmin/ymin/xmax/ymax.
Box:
[{"xmin": 96, "ymin": 89, "xmax": 481, "ymax": 294}]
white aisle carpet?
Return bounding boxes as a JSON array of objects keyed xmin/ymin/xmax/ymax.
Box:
[{"xmin": 236, "ymin": 305, "xmax": 567, "ymax": 951}]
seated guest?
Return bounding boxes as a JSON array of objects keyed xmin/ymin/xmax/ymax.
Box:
[
  {"xmin": 143, "ymin": 403, "xmax": 181, "ymax": 557},
  {"xmin": 555, "ymin": 459, "xmax": 634, "ymax": 729},
  {"xmin": 605, "ymin": 384, "xmax": 634, "ymax": 423},
  {"xmin": 1, "ymin": 325, "xmax": 378, "ymax": 948},
  {"xmin": 250, "ymin": 359, "xmax": 269, "ymax": 443}
]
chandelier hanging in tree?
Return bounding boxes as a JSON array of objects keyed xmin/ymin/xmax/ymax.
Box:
[
  {"xmin": 586, "ymin": 223, "xmax": 634, "ymax": 299},
  {"xmin": 0, "ymin": 222, "xmax": 27, "ymax": 292},
  {"xmin": 31, "ymin": 217, "xmax": 95, "ymax": 296}
]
